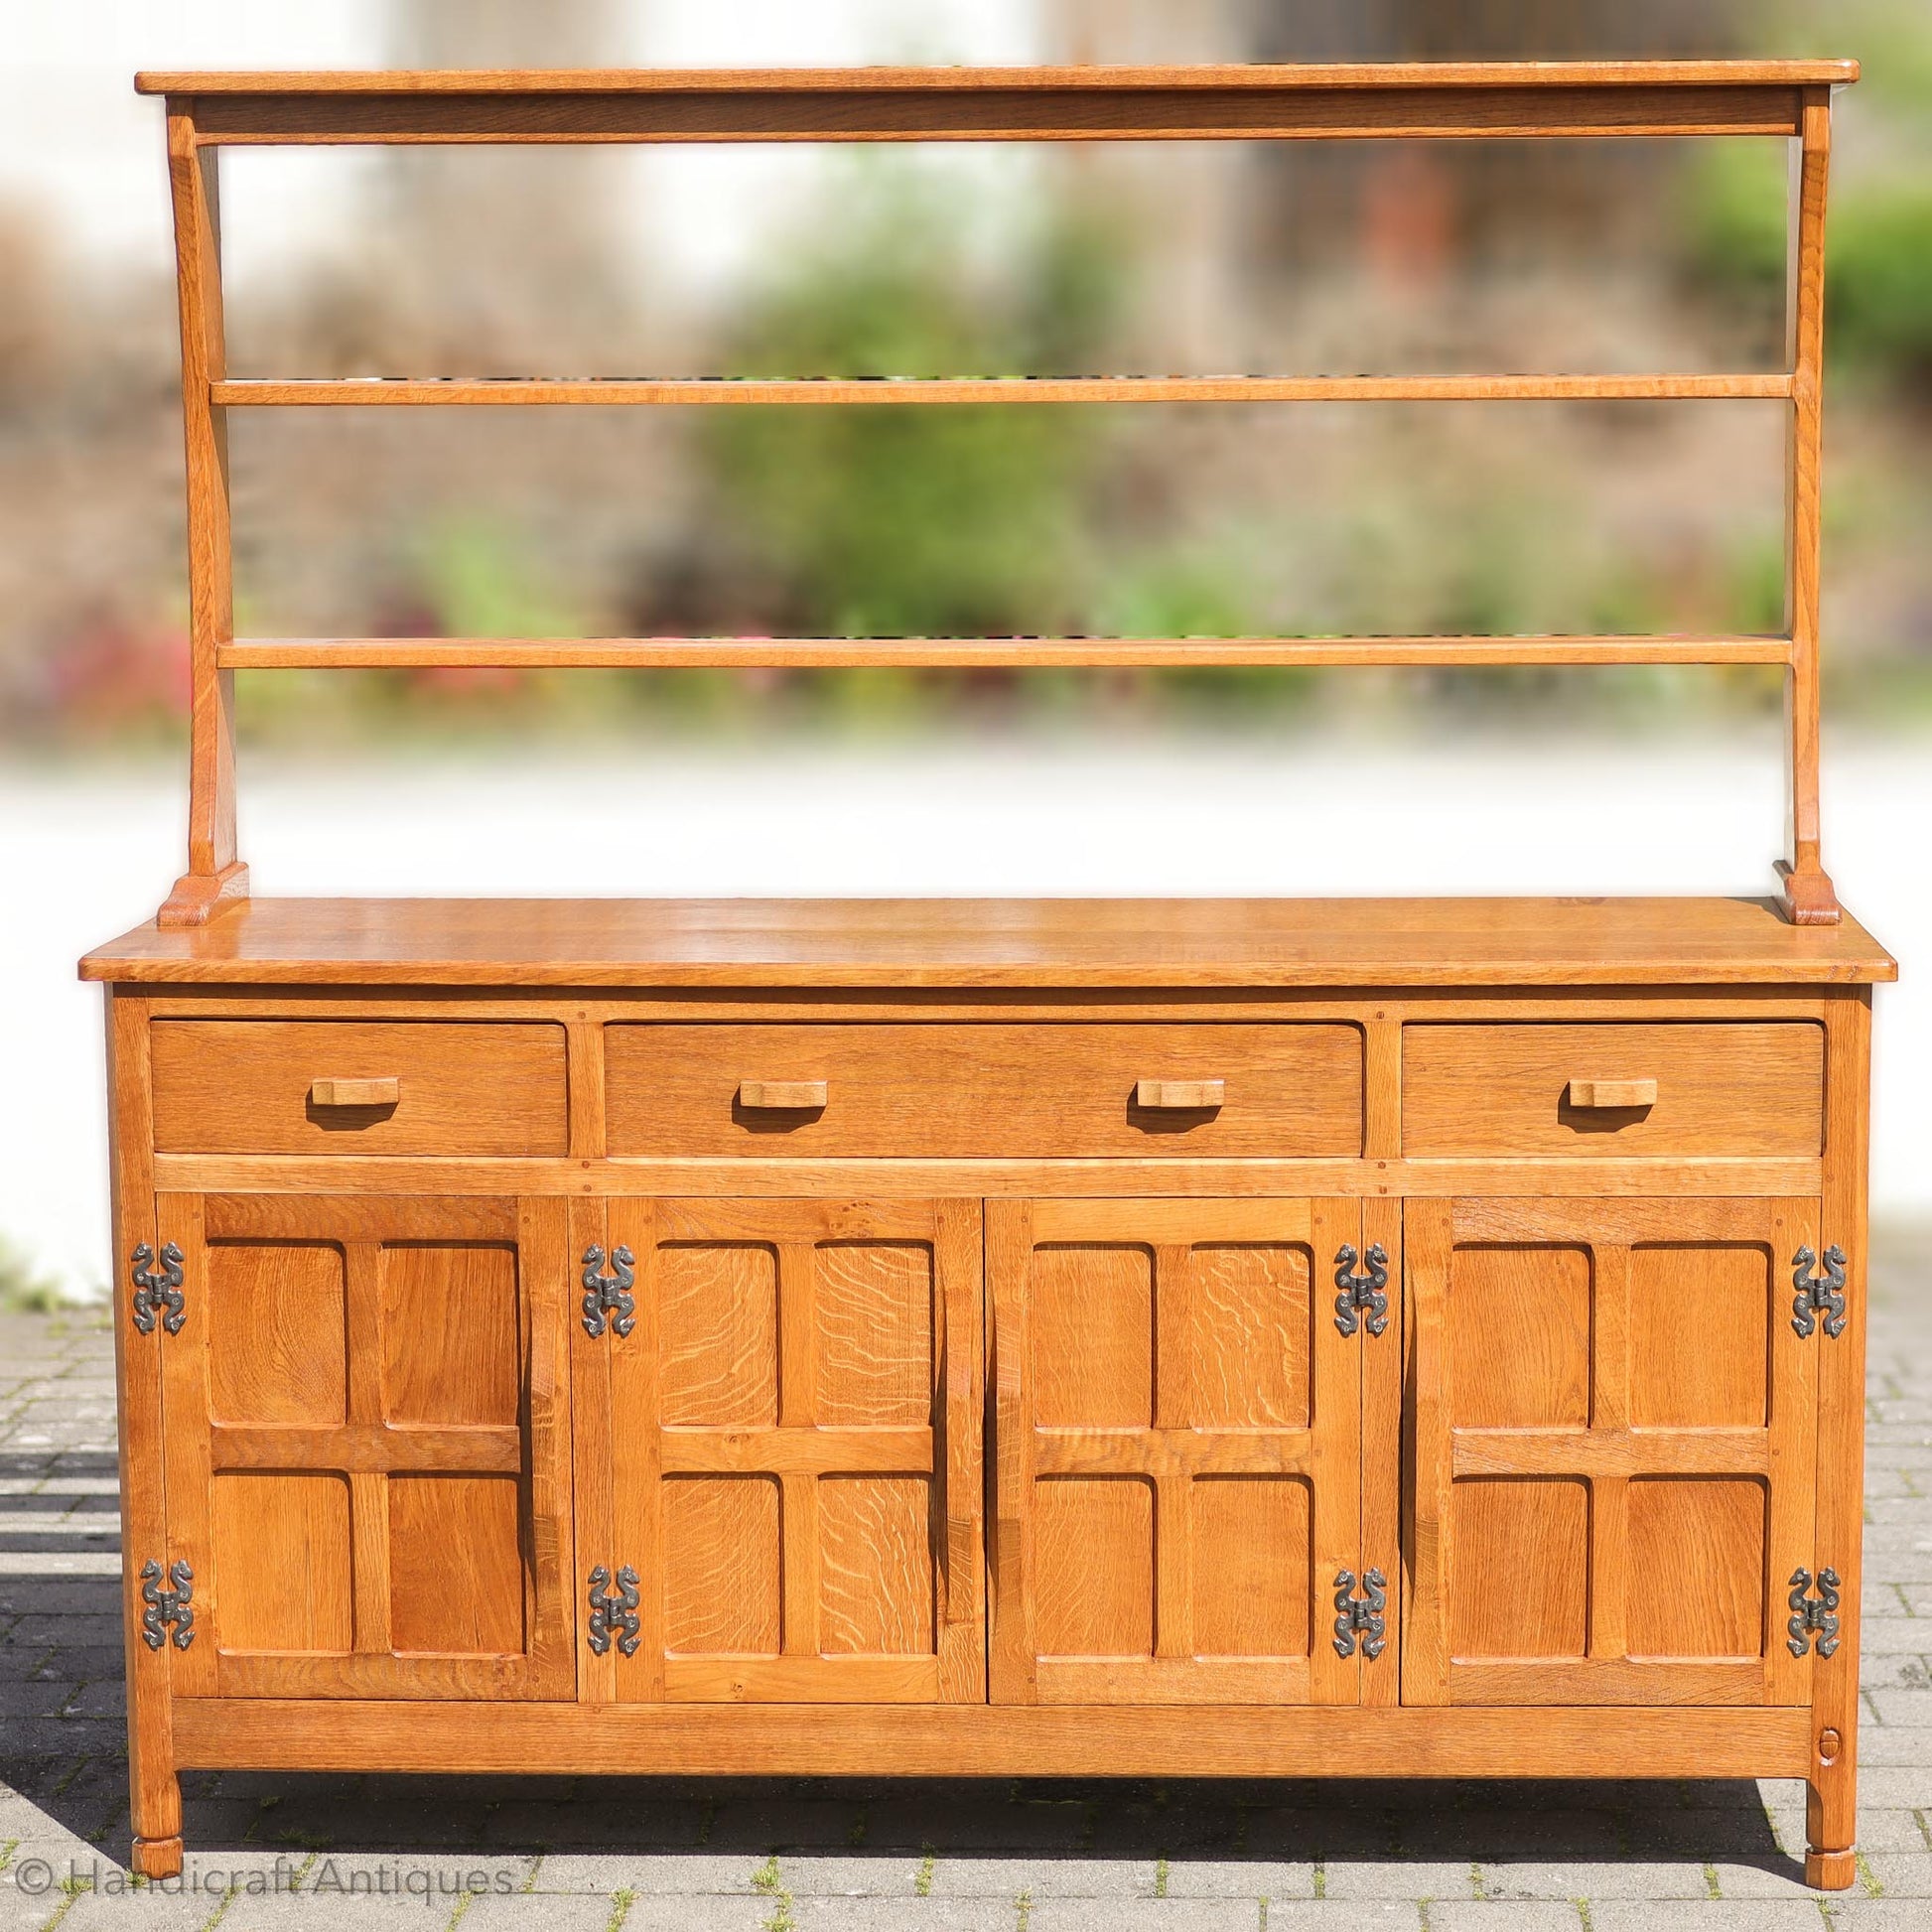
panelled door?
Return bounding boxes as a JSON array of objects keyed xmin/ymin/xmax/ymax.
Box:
[
  {"xmin": 988, "ymin": 1198, "xmax": 1366, "ymax": 1705},
  {"xmin": 1405, "ymin": 1196, "xmax": 1820, "ymax": 1707},
  {"xmin": 156, "ymin": 1193, "xmax": 575, "ymax": 1699},
  {"xmin": 573, "ymin": 1198, "xmax": 985, "ymax": 1703}
]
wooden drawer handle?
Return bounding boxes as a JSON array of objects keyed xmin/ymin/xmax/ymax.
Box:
[
  {"xmin": 738, "ymin": 1080, "xmax": 828, "ymax": 1111},
  {"xmin": 1135, "ymin": 1078, "xmax": 1226, "ymax": 1110},
  {"xmin": 309, "ymin": 1077, "xmax": 400, "ymax": 1108},
  {"xmin": 1567, "ymin": 1077, "xmax": 1658, "ymax": 1109}
]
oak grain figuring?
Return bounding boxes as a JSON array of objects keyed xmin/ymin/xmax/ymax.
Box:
[
  {"xmin": 608, "ymin": 1022, "xmax": 1361, "ymax": 1158},
  {"xmin": 81, "ymin": 897, "xmax": 1897, "ymax": 988}
]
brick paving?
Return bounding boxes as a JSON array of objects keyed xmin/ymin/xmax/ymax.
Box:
[{"xmin": 3, "ymin": 1235, "xmax": 1931, "ymax": 1929}]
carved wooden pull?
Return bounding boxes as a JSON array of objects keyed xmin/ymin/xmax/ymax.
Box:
[
  {"xmin": 1566, "ymin": 1078, "xmax": 1657, "ymax": 1109},
  {"xmin": 1135, "ymin": 1078, "xmax": 1225, "ymax": 1110},
  {"xmin": 738, "ymin": 1080, "xmax": 828, "ymax": 1110},
  {"xmin": 309, "ymin": 1077, "xmax": 401, "ymax": 1107}
]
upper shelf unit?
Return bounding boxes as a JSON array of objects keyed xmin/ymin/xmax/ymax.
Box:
[{"xmin": 136, "ymin": 62, "xmax": 1856, "ymax": 929}]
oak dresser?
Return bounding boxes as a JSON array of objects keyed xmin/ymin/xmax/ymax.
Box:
[{"xmin": 87, "ymin": 61, "xmax": 1891, "ymax": 1892}]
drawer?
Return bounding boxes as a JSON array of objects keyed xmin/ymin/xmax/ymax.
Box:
[
  {"xmin": 605, "ymin": 1023, "xmax": 1363, "ymax": 1159},
  {"xmin": 1401, "ymin": 1021, "xmax": 1824, "ymax": 1159},
  {"xmin": 151, "ymin": 1021, "xmax": 570, "ymax": 1157}
]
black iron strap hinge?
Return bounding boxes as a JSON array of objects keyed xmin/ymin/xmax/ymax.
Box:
[
  {"xmin": 581, "ymin": 1245, "xmax": 635, "ymax": 1339},
  {"xmin": 129, "ymin": 1243, "xmax": 185, "ymax": 1336},
  {"xmin": 1332, "ymin": 1568, "xmax": 1387, "ymax": 1660},
  {"xmin": 1787, "ymin": 1567, "xmax": 1842, "ymax": 1658},
  {"xmin": 1791, "ymin": 1245, "xmax": 1849, "ymax": 1340},
  {"xmin": 587, "ymin": 1564, "xmax": 640, "ymax": 1657},
  {"xmin": 139, "ymin": 1559, "xmax": 195, "ymax": 1650},
  {"xmin": 1333, "ymin": 1244, "xmax": 1390, "ymax": 1338}
]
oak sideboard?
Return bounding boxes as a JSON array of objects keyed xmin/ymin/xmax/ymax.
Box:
[{"xmin": 92, "ymin": 61, "xmax": 1888, "ymax": 1891}]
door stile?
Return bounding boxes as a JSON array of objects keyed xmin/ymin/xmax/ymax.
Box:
[
  {"xmin": 1401, "ymin": 1198, "xmax": 1453, "ymax": 1707},
  {"xmin": 156, "ymin": 1192, "xmax": 217, "ymax": 1696},
  {"xmin": 1361, "ymin": 1194, "xmax": 1403, "ymax": 1708},
  {"xmin": 1586, "ymin": 1244, "xmax": 1633, "ymax": 1665},
  {"xmin": 606, "ymin": 1197, "xmax": 667, "ymax": 1703},
  {"xmin": 568, "ymin": 1198, "xmax": 616, "ymax": 1704},
  {"xmin": 935, "ymin": 1199, "xmax": 987, "ymax": 1702},
  {"xmin": 520, "ymin": 1196, "xmax": 577, "ymax": 1697},
  {"xmin": 988, "ymin": 1198, "xmax": 1039, "ymax": 1704},
  {"xmin": 1310, "ymin": 1199, "xmax": 1364, "ymax": 1707},
  {"xmin": 342, "ymin": 1239, "xmax": 392, "ymax": 1657},
  {"xmin": 1766, "ymin": 1196, "xmax": 1822, "ymax": 1708}
]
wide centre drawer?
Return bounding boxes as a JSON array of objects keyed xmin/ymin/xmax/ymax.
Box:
[
  {"xmin": 150, "ymin": 1020, "xmax": 570, "ymax": 1156},
  {"xmin": 605, "ymin": 1023, "xmax": 1363, "ymax": 1159},
  {"xmin": 1401, "ymin": 1020, "xmax": 1825, "ymax": 1159}
]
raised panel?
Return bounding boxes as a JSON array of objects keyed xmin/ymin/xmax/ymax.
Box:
[
  {"xmin": 1627, "ymin": 1478, "xmax": 1767, "ymax": 1659},
  {"xmin": 209, "ymin": 1472, "xmax": 351, "ymax": 1653},
  {"xmin": 1449, "ymin": 1245, "xmax": 1590, "ymax": 1428},
  {"xmin": 659, "ymin": 1245, "xmax": 779, "ymax": 1427},
  {"xmin": 207, "ymin": 1241, "xmax": 346, "ymax": 1427},
  {"xmin": 1450, "ymin": 1479, "xmax": 1589, "ymax": 1660},
  {"xmin": 380, "ymin": 1244, "xmax": 519, "ymax": 1427},
  {"xmin": 1032, "ymin": 1245, "xmax": 1153, "ymax": 1428},
  {"xmin": 663, "ymin": 1475, "xmax": 782, "ymax": 1656},
  {"xmin": 388, "ymin": 1475, "xmax": 526, "ymax": 1655},
  {"xmin": 1191, "ymin": 1475, "xmax": 1311, "ymax": 1657},
  {"xmin": 1035, "ymin": 1477, "xmax": 1155, "ymax": 1658},
  {"xmin": 818, "ymin": 1477, "xmax": 935, "ymax": 1655},
  {"xmin": 816, "ymin": 1243, "xmax": 932, "ymax": 1426},
  {"xmin": 1629, "ymin": 1245, "xmax": 1771, "ymax": 1429},
  {"xmin": 1191, "ymin": 1245, "xmax": 1311, "ymax": 1430}
]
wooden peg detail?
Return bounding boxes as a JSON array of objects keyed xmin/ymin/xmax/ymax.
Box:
[
  {"xmin": 737, "ymin": 1080, "xmax": 828, "ymax": 1111},
  {"xmin": 1134, "ymin": 1079, "xmax": 1227, "ymax": 1110},
  {"xmin": 1566, "ymin": 1078, "xmax": 1658, "ymax": 1110}
]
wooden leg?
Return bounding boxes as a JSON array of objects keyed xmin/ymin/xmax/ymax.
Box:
[{"xmin": 1805, "ymin": 1747, "xmax": 1857, "ymax": 1891}]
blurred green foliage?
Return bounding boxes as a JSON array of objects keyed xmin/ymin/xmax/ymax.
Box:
[{"xmin": 699, "ymin": 168, "xmax": 1121, "ymax": 640}]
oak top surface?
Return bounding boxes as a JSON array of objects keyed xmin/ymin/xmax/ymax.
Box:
[
  {"xmin": 134, "ymin": 61, "xmax": 1859, "ymax": 97},
  {"xmin": 80, "ymin": 897, "xmax": 1895, "ymax": 989}
]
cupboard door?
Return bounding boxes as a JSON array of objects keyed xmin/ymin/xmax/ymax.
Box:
[
  {"xmin": 1405, "ymin": 1196, "xmax": 1818, "ymax": 1708},
  {"xmin": 156, "ymin": 1194, "xmax": 575, "ymax": 1699},
  {"xmin": 989, "ymin": 1199, "xmax": 1363, "ymax": 1706},
  {"xmin": 576, "ymin": 1199, "xmax": 984, "ymax": 1704}
]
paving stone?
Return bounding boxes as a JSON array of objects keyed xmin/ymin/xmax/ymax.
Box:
[
  {"xmin": 1312, "ymin": 1861, "xmax": 1480, "ymax": 1900},
  {"xmin": 925, "ymin": 1857, "xmax": 1153, "ymax": 1897},
  {"xmin": 1425, "ymin": 1906, "xmax": 1586, "ymax": 1931},
  {"xmin": 1474, "ymin": 1861, "xmax": 1720, "ymax": 1901},
  {"xmin": 1857, "ymin": 1847, "xmax": 1932, "ymax": 1893},
  {"xmin": 787, "ymin": 1904, "xmax": 1027, "ymax": 1932},
  {"xmin": 1023, "ymin": 1904, "xmax": 1268, "ymax": 1932},
  {"xmin": 463, "ymin": 1894, "xmax": 634, "ymax": 1930},
  {"xmin": 1158, "ymin": 1860, "xmax": 1315, "ymax": 1899},
  {"xmin": 1586, "ymin": 1905, "xmax": 1834, "ymax": 1929}
]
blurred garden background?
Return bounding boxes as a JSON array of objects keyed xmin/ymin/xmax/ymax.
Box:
[{"xmin": 3, "ymin": 0, "xmax": 1930, "ymax": 1298}]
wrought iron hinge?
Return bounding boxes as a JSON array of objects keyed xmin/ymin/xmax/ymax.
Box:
[
  {"xmin": 1791, "ymin": 1245, "xmax": 1849, "ymax": 1340},
  {"xmin": 1333, "ymin": 1244, "xmax": 1390, "ymax": 1338},
  {"xmin": 1332, "ymin": 1568, "xmax": 1387, "ymax": 1660},
  {"xmin": 1788, "ymin": 1567, "xmax": 1842, "ymax": 1658},
  {"xmin": 587, "ymin": 1564, "xmax": 640, "ymax": 1657},
  {"xmin": 139, "ymin": 1559, "xmax": 194, "ymax": 1650},
  {"xmin": 581, "ymin": 1245, "xmax": 635, "ymax": 1339},
  {"xmin": 129, "ymin": 1243, "xmax": 185, "ymax": 1336}
]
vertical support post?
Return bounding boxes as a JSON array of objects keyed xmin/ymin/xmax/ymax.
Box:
[
  {"xmin": 105, "ymin": 993, "xmax": 183, "ymax": 1878},
  {"xmin": 1807, "ymin": 988, "xmax": 1871, "ymax": 1890},
  {"xmin": 1776, "ymin": 86, "xmax": 1841, "ymax": 925},
  {"xmin": 158, "ymin": 98, "xmax": 247, "ymax": 926}
]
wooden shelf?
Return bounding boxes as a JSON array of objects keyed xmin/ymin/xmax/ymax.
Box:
[
  {"xmin": 217, "ymin": 635, "xmax": 1796, "ymax": 673},
  {"xmin": 213, "ymin": 374, "xmax": 1796, "ymax": 408}
]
